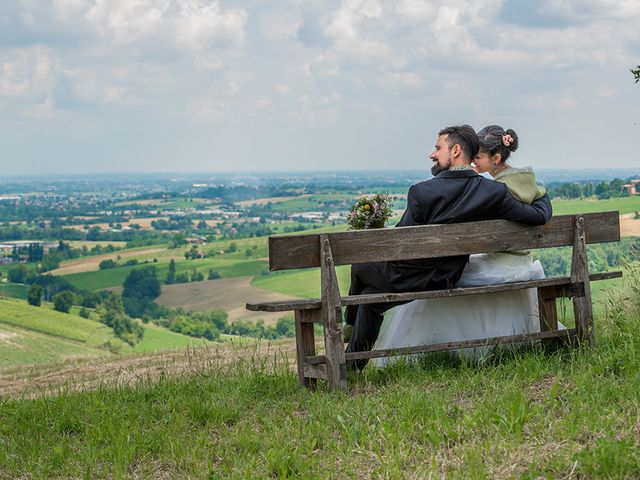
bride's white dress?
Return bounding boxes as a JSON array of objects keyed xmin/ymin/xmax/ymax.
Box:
[{"xmin": 372, "ymin": 252, "xmax": 549, "ymax": 366}]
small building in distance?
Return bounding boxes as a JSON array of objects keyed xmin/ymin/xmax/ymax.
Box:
[
  {"xmin": 621, "ymin": 179, "xmax": 640, "ymax": 195},
  {"xmin": 185, "ymin": 236, "xmax": 207, "ymax": 245}
]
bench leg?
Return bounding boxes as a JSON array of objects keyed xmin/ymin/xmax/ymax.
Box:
[
  {"xmin": 323, "ymin": 306, "xmax": 347, "ymax": 391},
  {"xmin": 538, "ymin": 286, "xmax": 561, "ymax": 348},
  {"xmin": 571, "ymin": 216, "xmax": 595, "ymax": 346},
  {"xmin": 295, "ymin": 310, "xmax": 318, "ymax": 389}
]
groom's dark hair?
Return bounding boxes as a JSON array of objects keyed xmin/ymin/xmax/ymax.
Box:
[{"xmin": 438, "ymin": 125, "xmax": 479, "ymax": 162}]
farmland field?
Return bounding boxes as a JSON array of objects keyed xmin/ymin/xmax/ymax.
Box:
[
  {"xmin": 156, "ymin": 276, "xmax": 293, "ymax": 325},
  {"xmin": 0, "ymin": 323, "xmax": 109, "ymax": 366},
  {"xmin": 551, "ymin": 196, "xmax": 640, "ymax": 216},
  {"xmin": 61, "ymin": 257, "xmax": 268, "ymax": 291},
  {"xmin": 0, "ymin": 283, "xmax": 27, "ymax": 300},
  {"xmin": 251, "ymin": 266, "xmax": 351, "ymax": 299},
  {"xmin": 0, "ymin": 298, "xmax": 113, "ymax": 343},
  {"xmin": 133, "ymin": 322, "xmax": 216, "ymax": 353},
  {"xmin": 49, "ymin": 246, "xmax": 166, "ymax": 275}
]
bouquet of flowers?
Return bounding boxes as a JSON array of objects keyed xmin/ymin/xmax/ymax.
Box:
[{"xmin": 347, "ymin": 193, "xmax": 394, "ymax": 230}]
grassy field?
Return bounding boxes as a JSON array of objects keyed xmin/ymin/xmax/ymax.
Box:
[
  {"xmin": 0, "ymin": 298, "xmax": 223, "ymax": 364},
  {"xmin": 0, "ymin": 323, "xmax": 109, "ymax": 367},
  {"xmin": 268, "ymin": 193, "xmax": 356, "ymax": 213},
  {"xmin": 552, "ymin": 196, "xmax": 640, "ymax": 216},
  {"xmin": 62, "ymin": 257, "xmax": 269, "ymax": 291},
  {"xmin": 132, "ymin": 322, "xmax": 215, "ymax": 353},
  {"xmin": 0, "ymin": 298, "xmax": 113, "ymax": 344},
  {"xmin": 0, "ymin": 301, "xmax": 638, "ymax": 478},
  {"xmin": 0, "ymin": 283, "xmax": 27, "ymax": 300},
  {"xmin": 252, "ymin": 266, "xmax": 351, "ymax": 298}
]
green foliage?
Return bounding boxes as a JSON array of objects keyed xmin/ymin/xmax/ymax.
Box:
[
  {"xmin": 98, "ymin": 259, "xmax": 117, "ymax": 269},
  {"xmin": 184, "ymin": 245, "xmax": 201, "ymax": 260},
  {"xmin": 532, "ymin": 237, "xmax": 639, "ymax": 277},
  {"xmin": 122, "ymin": 266, "xmax": 160, "ymax": 318},
  {"xmin": 8, "ymin": 264, "xmax": 30, "ymax": 283},
  {"xmin": 26, "ymin": 284, "xmax": 43, "ymax": 306},
  {"xmin": 632, "ymin": 65, "xmax": 640, "ymax": 83},
  {"xmin": 155, "ymin": 309, "xmax": 227, "ymax": 340},
  {"xmin": 165, "ymin": 258, "xmax": 176, "ymax": 284},
  {"xmin": 207, "ymin": 269, "xmax": 220, "ymax": 280},
  {"xmin": 53, "ymin": 291, "xmax": 75, "ymax": 313},
  {"xmin": 97, "ymin": 295, "xmax": 144, "ymax": 346}
]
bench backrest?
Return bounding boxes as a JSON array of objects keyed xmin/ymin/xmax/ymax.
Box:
[{"xmin": 268, "ymin": 212, "xmax": 620, "ymax": 271}]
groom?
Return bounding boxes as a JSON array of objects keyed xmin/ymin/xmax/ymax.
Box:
[{"xmin": 344, "ymin": 124, "xmax": 553, "ymax": 368}]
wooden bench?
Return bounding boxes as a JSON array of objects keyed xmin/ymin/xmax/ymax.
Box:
[{"xmin": 247, "ymin": 212, "xmax": 621, "ymax": 390}]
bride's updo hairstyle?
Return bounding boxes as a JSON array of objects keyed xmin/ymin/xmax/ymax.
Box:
[{"xmin": 477, "ymin": 125, "xmax": 519, "ymax": 163}]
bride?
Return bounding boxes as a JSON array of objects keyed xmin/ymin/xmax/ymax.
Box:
[{"xmin": 372, "ymin": 126, "xmax": 550, "ymax": 365}]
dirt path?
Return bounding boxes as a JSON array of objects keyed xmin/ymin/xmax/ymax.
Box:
[
  {"xmin": 49, "ymin": 248, "xmax": 166, "ymax": 275},
  {"xmin": 0, "ymin": 339, "xmax": 303, "ymax": 398},
  {"xmin": 156, "ymin": 276, "xmax": 297, "ymax": 325},
  {"xmin": 620, "ymin": 213, "xmax": 640, "ymax": 237}
]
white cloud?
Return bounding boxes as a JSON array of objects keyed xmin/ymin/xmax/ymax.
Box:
[
  {"xmin": 78, "ymin": 0, "xmax": 247, "ymax": 51},
  {"xmin": 175, "ymin": 0, "xmax": 247, "ymax": 50},
  {"xmin": 0, "ymin": 46, "xmax": 59, "ymax": 98},
  {"xmin": 85, "ymin": 0, "xmax": 168, "ymax": 43}
]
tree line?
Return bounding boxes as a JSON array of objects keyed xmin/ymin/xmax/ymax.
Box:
[{"xmin": 546, "ymin": 177, "xmax": 636, "ymax": 200}]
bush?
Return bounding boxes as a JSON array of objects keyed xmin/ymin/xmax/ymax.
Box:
[
  {"xmin": 26, "ymin": 284, "xmax": 43, "ymax": 307},
  {"xmin": 98, "ymin": 259, "xmax": 117, "ymax": 270},
  {"xmin": 98, "ymin": 295, "xmax": 144, "ymax": 346},
  {"xmin": 207, "ymin": 270, "xmax": 221, "ymax": 280},
  {"xmin": 79, "ymin": 307, "xmax": 90, "ymax": 319},
  {"xmin": 8, "ymin": 264, "xmax": 29, "ymax": 283},
  {"xmin": 175, "ymin": 272, "xmax": 189, "ymax": 283},
  {"xmin": 53, "ymin": 291, "xmax": 75, "ymax": 313}
]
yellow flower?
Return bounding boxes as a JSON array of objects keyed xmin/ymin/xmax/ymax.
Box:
[{"xmin": 363, "ymin": 204, "xmax": 370, "ymax": 210}]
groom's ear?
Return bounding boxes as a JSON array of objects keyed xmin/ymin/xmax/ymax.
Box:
[{"xmin": 451, "ymin": 143, "xmax": 462, "ymax": 158}]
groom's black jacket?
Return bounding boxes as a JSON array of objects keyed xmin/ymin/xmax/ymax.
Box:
[{"xmin": 378, "ymin": 169, "xmax": 552, "ymax": 293}]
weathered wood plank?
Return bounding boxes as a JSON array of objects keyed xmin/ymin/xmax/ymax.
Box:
[
  {"xmin": 571, "ymin": 216, "xmax": 594, "ymax": 346},
  {"xmin": 538, "ymin": 285, "xmax": 560, "ymax": 348},
  {"xmin": 303, "ymin": 362, "xmax": 327, "ymax": 379},
  {"xmin": 538, "ymin": 286, "xmax": 559, "ymax": 331},
  {"xmin": 245, "ymin": 271, "xmax": 621, "ymax": 312},
  {"xmin": 305, "ymin": 328, "xmax": 577, "ymax": 365},
  {"xmin": 294, "ymin": 310, "xmax": 319, "ymax": 388},
  {"xmin": 320, "ymin": 235, "xmax": 347, "ymax": 390},
  {"xmin": 269, "ymin": 212, "xmax": 620, "ymax": 270}
]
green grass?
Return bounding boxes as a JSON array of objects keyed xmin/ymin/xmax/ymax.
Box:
[
  {"xmin": 0, "ymin": 298, "xmax": 112, "ymax": 343},
  {"xmin": 132, "ymin": 323, "xmax": 215, "ymax": 353},
  {"xmin": 1, "ymin": 304, "xmax": 639, "ymax": 478},
  {"xmin": 0, "ymin": 283, "xmax": 27, "ymax": 300},
  {"xmin": 552, "ymin": 196, "xmax": 640, "ymax": 216},
  {"xmin": 252, "ymin": 266, "xmax": 351, "ymax": 298},
  {"xmin": 0, "ymin": 298, "xmax": 230, "ymax": 364},
  {"xmin": 0, "ymin": 323, "xmax": 109, "ymax": 366}
]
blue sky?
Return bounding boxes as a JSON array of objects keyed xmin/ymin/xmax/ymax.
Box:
[{"xmin": 1, "ymin": 0, "xmax": 639, "ymax": 175}]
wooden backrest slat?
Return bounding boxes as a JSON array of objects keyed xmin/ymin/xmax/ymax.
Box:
[{"xmin": 269, "ymin": 212, "xmax": 620, "ymax": 271}]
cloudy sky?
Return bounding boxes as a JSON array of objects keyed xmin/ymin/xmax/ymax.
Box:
[{"xmin": 1, "ymin": 0, "xmax": 639, "ymax": 175}]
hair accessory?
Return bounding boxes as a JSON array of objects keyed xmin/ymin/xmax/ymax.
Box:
[{"xmin": 502, "ymin": 134, "xmax": 514, "ymax": 147}]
